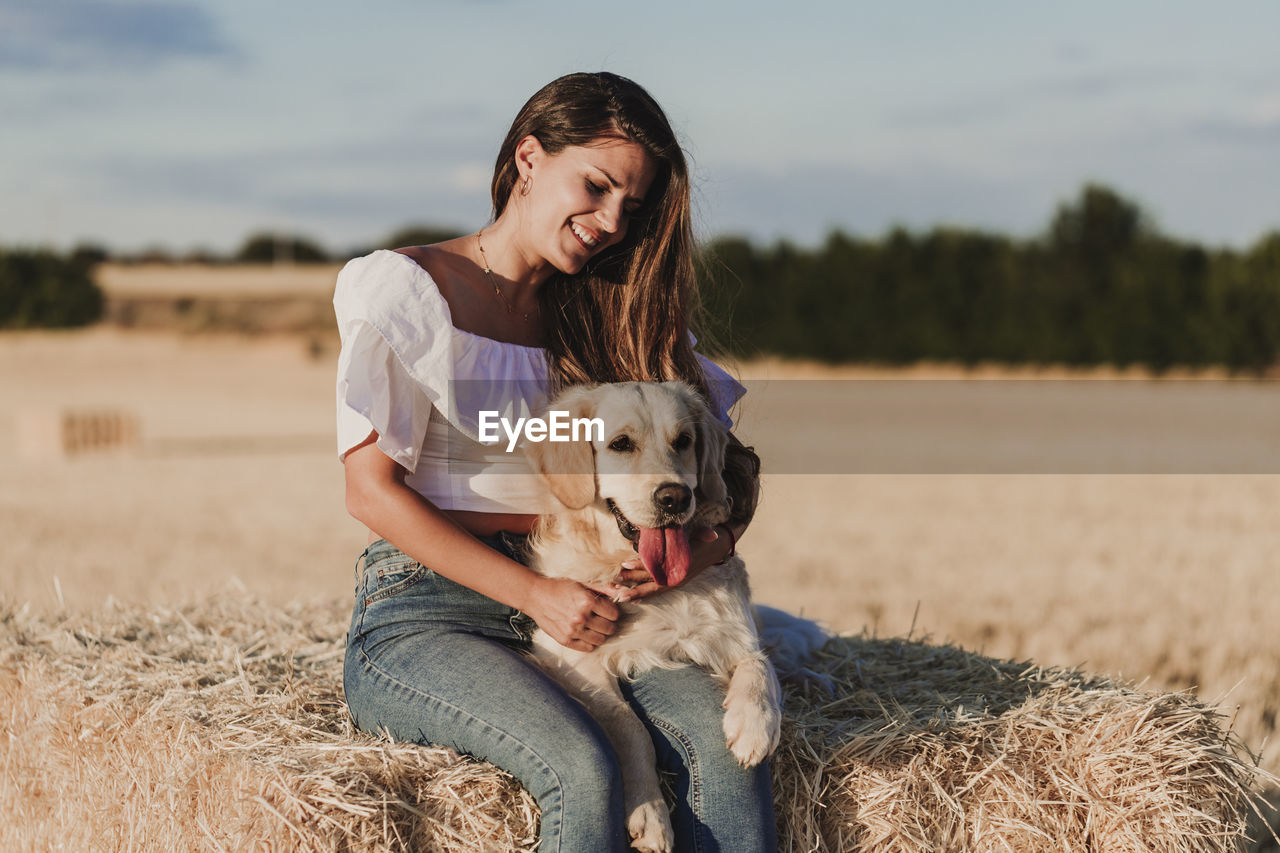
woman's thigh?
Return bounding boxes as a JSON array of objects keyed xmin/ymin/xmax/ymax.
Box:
[
  {"xmin": 344, "ymin": 538, "xmax": 611, "ymax": 785},
  {"xmin": 343, "ymin": 538, "xmax": 627, "ymax": 849},
  {"xmin": 346, "ymin": 620, "xmax": 607, "ymax": 781}
]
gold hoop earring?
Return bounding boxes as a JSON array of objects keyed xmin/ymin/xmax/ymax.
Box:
[{"xmin": 520, "ymin": 176, "xmax": 532, "ymax": 197}]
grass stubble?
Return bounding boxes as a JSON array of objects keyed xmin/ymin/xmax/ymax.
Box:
[{"xmin": 1, "ymin": 594, "xmax": 1274, "ymax": 852}]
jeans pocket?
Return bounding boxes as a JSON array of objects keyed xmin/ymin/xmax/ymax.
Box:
[{"xmin": 364, "ymin": 555, "xmax": 432, "ymax": 605}]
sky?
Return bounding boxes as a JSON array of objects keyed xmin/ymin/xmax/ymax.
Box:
[{"xmin": 2, "ymin": 0, "xmax": 1278, "ymax": 256}]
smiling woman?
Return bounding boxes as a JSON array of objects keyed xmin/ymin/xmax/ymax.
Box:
[{"xmin": 333, "ymin": 72, "xmax": 769, "ymax": 852}]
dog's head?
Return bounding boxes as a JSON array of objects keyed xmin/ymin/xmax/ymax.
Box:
[{"xmin": 525, "ymin": 381, "xmax": 731, "ymax": 586}]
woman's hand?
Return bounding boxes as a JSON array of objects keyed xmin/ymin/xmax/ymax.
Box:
[
  {"xmin": 609, "ymin": 525, "xmax": 734, "ymax": 603},
  {"xmin": 521, "ymin": 575, "xmax": 622, "ymax": 652}
]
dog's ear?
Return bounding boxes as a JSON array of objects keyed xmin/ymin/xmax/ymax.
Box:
[
  {"xmin": 692, "ymin": 394, "xmax": 731, "ymax": 513},
  {"xmin": 525, "ymin": 385, "xmax": 598, "ymax": 510}
]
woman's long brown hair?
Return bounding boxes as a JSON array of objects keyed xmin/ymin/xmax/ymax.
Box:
[{"xmin": 491, "ymin": 72, "xmax": 709, "ymax": 398}]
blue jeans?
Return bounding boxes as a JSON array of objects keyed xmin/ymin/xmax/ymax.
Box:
[{"xmin": 343, "ymin": 535, "xmax": 777, "ymax": 853}]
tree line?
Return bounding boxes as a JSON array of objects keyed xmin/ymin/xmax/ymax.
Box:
[
  {"xmin": 64, "ymin": 226, "xmax": 465, "ymax": 267},
  {"xmin": 0, "ymin": 226, "xmax": 460, "ymax": 330},
  {"xmin": 2, "ymin": 185, "xmax": 1278, "ymax": 372},
  {"xmin": 698, "ymin": 185, "xmax": 1280, "ymax": 374}
]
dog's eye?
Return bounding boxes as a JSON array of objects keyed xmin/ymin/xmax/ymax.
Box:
[
  {"xmin": 672, "ymin": 432, "xmax": 693, "ymax": 452},
  {"xmin": 608, "ymin": 435, "xmax": 634, "ymax": 453}
]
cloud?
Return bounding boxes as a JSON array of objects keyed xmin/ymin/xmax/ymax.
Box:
[
  {"xmin": 1252, "ymin": 95, "xmax": 1280, "ymax": 124},
  {"xmin": 697, "ymin": 162, "xmax": 1045, "ymax": 246},
  {"xmin": 0, "ymin": 0, "xmax": 239, "ymax": 71},
  {"xmin": 888, "ymin": 66, "xmax": 1184, "ymax": 130},
  {"xmin": 449, "ymin": 163, "xmax": 493, "ymax": 193},
  {"xmin": 1053, "ymin": 42, "xmax": 1095, "ymax": 64},
  {"xmin": 60, "ymin": 131, "xmax": 496, "ymax": 250},
  {"xmin": 1188, "ymin": 116, "xmax": 1280, "ymax": 146},
  {"xmin": 82, "ymin": 127, "xmax": 497, "ymax": 202}
]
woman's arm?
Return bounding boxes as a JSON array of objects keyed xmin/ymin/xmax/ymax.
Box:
[{"xmin": 344, "ymin": 432, "xmax": 621, "ymax": 652}]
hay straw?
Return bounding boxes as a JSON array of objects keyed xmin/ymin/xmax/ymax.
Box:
[
  {"xmin": 772, "ymin": 636, "xmax": 1277, "ymax": 852},
  {"xmin": 2, "ymin": 596, "xmax": 1274, "ymax": 852}
]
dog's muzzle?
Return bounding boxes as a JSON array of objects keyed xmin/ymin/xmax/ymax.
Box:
[
  {"xmin": 606, "ymin": 499, "xmax": 641, "ymax": 544},
  {"xmin": 605, "ymin": 497, "xmax": 693, "ymax": 587}
]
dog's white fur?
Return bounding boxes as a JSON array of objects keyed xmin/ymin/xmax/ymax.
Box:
[{"xmin": 524, "ymin": 381, "xmax": 782, "ymax": 853}]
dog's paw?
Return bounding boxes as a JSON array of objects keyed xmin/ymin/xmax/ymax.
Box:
[
  {"xmin": 627, "ymin": 799, "xmax": 673, "ymax": 853},
  {"xmin": 722, "ymin": 658, "xmax": 783, "ymax": 767},
  {"xmin": 722, "ymin": 696, "xmax": 782, "ymax": 768}
]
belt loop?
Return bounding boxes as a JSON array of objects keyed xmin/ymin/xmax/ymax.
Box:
[{"xmin": 353, "ymin": 545, "xmax": 371, "ymax": 584}]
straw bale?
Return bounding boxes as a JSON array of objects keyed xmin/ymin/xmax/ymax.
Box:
[
  {"xmin": 1, "ymin": 597, "xmax": 1273, "ymax": 852},
  {"xmin": 16, "ymin": 407, "xmax": 140, "ymax": 459}
]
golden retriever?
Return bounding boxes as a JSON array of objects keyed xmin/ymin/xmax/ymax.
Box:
[{"xmin": 523, "ymin": 381, "xmax": 782, "ymax": 853}]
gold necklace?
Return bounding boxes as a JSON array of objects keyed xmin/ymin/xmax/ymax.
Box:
[{"xmin": 476, "ymin": 230, "xmax": 534, "ymax": 322}]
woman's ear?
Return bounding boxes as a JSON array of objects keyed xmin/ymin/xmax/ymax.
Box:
[
  {"xmin": 514, "ymin": 134, "xmax": 545, "ymax": 183},
  {"xmin": 524, "ymin": 385, "xmax": 598, "ymax": 510}
]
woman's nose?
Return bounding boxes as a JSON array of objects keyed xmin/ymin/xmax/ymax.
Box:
[{"xmin": 596, "ymin": 202, "xmax": 623, "ymax": 234}]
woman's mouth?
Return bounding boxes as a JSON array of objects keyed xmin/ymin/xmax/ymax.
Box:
[{"xmin": 570, "ymin": 222, "xmax": 599, "ymax": 249}]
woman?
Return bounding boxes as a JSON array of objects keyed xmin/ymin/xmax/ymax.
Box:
[{"xmin": 336, "ymin": 72, "xmax": 771, "ymax": 851}]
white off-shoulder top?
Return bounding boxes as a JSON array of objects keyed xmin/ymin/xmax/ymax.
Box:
[{"xmin": 334, "ymin": 249, "xmax": 746, "ymax": 514}]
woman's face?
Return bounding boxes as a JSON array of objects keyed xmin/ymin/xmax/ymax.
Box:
[{"xmin": 516, "ymin": 136, "xmax": 658, "ymax": 275}]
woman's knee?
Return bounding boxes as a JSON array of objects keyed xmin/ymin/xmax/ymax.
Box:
[
  {"xmin": 345, "ymin": 635, "xmax": 626, "ymax": 847},
  {"xmin": 525, "ymin": 722, "xmax": 623, "ymax": 805},
  {"xmin": 627, "ymin": 689, "xmax": 777, "ymax": 853},
  {"xmin": 623, "ymin": 668, "xmax": 738, "ymax": 758},
  {"xmin": 655, "ymin": 708, "xmax": 758, "ymax": 787},
  {"xmin": 622, "ymin": 666, "xmax": 773, "ymax": 795},
  {"xmin": 522, "ymin": 725, "xmax": 627, "ymax": 851}
]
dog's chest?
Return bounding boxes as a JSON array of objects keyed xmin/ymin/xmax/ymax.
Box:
[{"xmin": 601, "ymin": 566, "xmax": 753, "ymax": 676}]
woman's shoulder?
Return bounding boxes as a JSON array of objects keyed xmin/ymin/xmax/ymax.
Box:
[
  {"xmin": 335, "ymin": 247, "xmax": 440, "ymax": 300},
  {"xmin": 334, "ymin": 247, "xmax": 464, "ymax": 332},
  {"xmin": 331, "ymin": 248, "xmax": 456, "ymax": 370},
  {"xmin": 334, "ymin": 247, "xmax": 549, "ymax": 446},
  {"xmin": 390, "ymin": 242, "xmax": 468, "ymax": 289},
  {"xmin": 334, "ymin": 247, "xmax": 545, "ymax": 376},
  {"xmin": 336, "ymin": 245, "xmax": 539, "ymax": 347}
]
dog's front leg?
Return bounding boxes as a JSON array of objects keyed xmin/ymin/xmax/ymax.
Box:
[
  {"xmin": 533, "ymin": 646, "xmax": 673, "ymax": 853},
  {"xmin": 722, "ymin": 651, "xmax": 783, "ymax": 767}
]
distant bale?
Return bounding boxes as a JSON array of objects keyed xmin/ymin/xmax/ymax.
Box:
[
  {"xmin": 16, "ymin": 408, "xmax": 140, "ymax": 459},
  {"xmin": 94, "ymin": 261, "xmax": 342, "ymax": 335},
  {"xmin": 0, "ymin": 598, "xmax": 1272, "ymax": 852}
]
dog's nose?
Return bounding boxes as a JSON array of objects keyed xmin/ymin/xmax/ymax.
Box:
[{"xmin": 653, "ymin": 483, "xmax": 692, "ymax": 515}]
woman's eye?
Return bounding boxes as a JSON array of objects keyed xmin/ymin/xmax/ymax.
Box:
[
  {"xmin": 608, "ymin": 435, "xmax": 634, "ymax": 453},
  {"xmin": 586, "ymin": 180, "xmax": 606, "ymax": 196},
  {"xmin": 672, "ymin": 433, "xmax": 692, "ymax": 452}
]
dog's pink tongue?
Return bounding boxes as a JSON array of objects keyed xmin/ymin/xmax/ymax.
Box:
[{"xmin": 637, "ymin": 526, "xmax": 691, "ymax": 587}]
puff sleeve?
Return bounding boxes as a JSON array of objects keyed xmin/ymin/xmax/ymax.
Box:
[
  {"xmin": 333, "ymin": 250, "xmax": 551, "ymax": 474},
  {"xmin": 333, "ymin": 251, "xmax": 452, "ymax": 472}
]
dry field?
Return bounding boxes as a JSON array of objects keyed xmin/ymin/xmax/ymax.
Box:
[{"xmin": 1, "ymin": 322, "xmax": 1279, "ymax": 844}]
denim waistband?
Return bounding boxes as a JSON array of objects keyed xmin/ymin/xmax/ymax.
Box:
[
  {"xmin": 357, "ymin": 531, "xmax": 532, "ymax": 580},
  {"xmin": 352, "ymin": 533, "xmax": 536, "ymax": 644}
]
